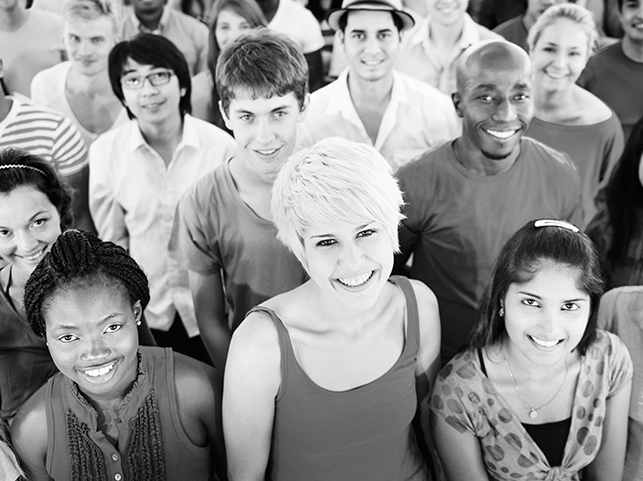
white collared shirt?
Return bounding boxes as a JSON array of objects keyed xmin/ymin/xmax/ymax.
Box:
[
  {"xmin": 89, "ymin": 115, "xmax": 236, "ymax": 334},
  {"xmin": 298, "ymin": 69, "xmax": 461, "ymax": 170},
  {"xmin": 396, "ymin": 13, "xmax": 500, "ymax": 95}
]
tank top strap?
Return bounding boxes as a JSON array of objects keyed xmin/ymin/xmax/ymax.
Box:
[
  {"xmin": 247, "ymin": 306, "xmax": 296, "ymax": 399},
  {"xmin": 388, "ymin": 276, "xmax": 421, "ymax": 356}
]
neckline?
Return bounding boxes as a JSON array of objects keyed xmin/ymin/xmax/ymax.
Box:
[
  {"xmin": 222, "ymin": 158, "xmax": 274, "ymax": 226},
  {"xmin": 474, "ymin": 347, "xmax": 580, "ymax": 463},
  {"xmin": 273, "ymin": 278, "xmax": 412, "ymax": 394}
]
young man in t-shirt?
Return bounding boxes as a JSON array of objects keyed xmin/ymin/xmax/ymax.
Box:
[
  {"xmin": 169, "ymin": 30, "xmax": 309, "ymax": 369},
  {"xmin": 394, "ymin": 40, "xmax": 582, "ymax": 364}
]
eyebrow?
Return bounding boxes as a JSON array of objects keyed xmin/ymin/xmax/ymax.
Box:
[
  {"xmin": 233, "ymin": 104, "xmax": 292, "ymax": 115},
  {"xmin": 309, "ymin": 222, "xmax": 373, "ymax": 239},
  {"xmin": 51, "ymin": 313, "xmax": 123, "ymax": 332},
  {"xmin": 517, "ymin": 290, "xmax": 587, "ymax": 303}
]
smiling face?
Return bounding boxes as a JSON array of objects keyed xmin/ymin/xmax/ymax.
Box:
[
  {"xmin": 64, "ymin": 15, "xmax": 117, "ymax": 77},
  {"xmin": 621, "ymin": 0, "xmax": 643, "ymax": 43},
  {"xmin": 120, "ymin": 58, "xmax": 185, "ymax": 127},
  {"xmin": 303, "ymin": 220, "xmax": 394, "ymax": 311},
  {"xmin": 0, "ymin": 185, "xmax": 61, "ymax": 282},
  {"xmin": 223, "ymin": 91, "xmax": 307, "ymax": 181},
  {"xmin": 215, "ymin": 8, "xmax": 254, "ymax": 49},
  {"xmin": 503, "ymin": 262, "xmax": 590, "ymax": 367},
  {"xmin": 44, "ymin": 281, "xmax": 141, "ymax": 402},
  {"xmin": 426, "ymin": 0, "xmax": 468, "ymax": 27},
  {"xmin": 454, "ymin": 51, "xmax": 533, "ymax": 163},
  {"xmin": 530, "ymin": 18, "xmax": 591, "ymax": 93},
  {"xmin": 341, "ymin": 10, "xmax": 400, "ymax": 83}
]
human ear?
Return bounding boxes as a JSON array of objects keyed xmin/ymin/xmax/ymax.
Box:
[
  {"xmin": 219, "ymin": 100, "xmax": 232, "ymax": 131},
  {"xmin": 452, "ymin": 92, "xmax": 464, "ymax": 118},
  {"xmin": 133, "ymin": 300, "xmax": 143, "ymax": 326}
]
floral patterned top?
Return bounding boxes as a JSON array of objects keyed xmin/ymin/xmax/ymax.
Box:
[{"xmin": 431, "ymin": 330, "xmax": 633, "ymax": 480}]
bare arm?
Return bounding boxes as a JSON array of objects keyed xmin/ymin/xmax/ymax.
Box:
[
  {"xmin": 11, "ymin": 390, "xmax": 52, "ymax": 481},
  {"xmin": 189, "ymin": 269, "xmax": 230, "ymax": 370},
  {"xmin": 430, "ymin": 411, "xmax": 489, "ymax": 481},
  {"xmin": 223, "ymin": 311, "xmax": 281, "ymax": 481},
  {"xmin": 174, "ymin": 353, "xmax": 225, "ymax": 481},
  {"xmin": 585, "ymin": 379, "xmax": 631, "ymax": 481},
  {"xmin": 411, "ymin": 280, "xmax": 442, "ymax": 474}
]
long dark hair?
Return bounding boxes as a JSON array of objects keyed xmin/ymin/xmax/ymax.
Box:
[
  {"xmin": 469, "ymin": 219, "xmax": 603, "ymax": 356},
  {"xmin": 604, "ymin": 115, "xmax": 643, "ymax": 266}
]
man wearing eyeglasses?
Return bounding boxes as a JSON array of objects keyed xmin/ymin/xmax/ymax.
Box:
[{"xmin": 89, "ymin": 33, "xmax": 236, "ymax": 365}]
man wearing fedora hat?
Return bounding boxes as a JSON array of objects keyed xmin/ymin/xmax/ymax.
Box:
[{"xmin": 298, "ymin": 0, "xmax": 460, "ymax": 171}]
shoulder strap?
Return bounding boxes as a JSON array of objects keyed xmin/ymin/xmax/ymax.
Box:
[{"xmin": 388, "ymin": 276, "xmax": 421, "ymax": 355}]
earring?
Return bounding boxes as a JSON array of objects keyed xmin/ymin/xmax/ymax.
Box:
[
  {"xmin": 499, "ymin": 307, "xmax": 504, "ymax": 317},
  {"xmin": 136, "ymin": 320, "xmax": 141, "ymax": 326}
]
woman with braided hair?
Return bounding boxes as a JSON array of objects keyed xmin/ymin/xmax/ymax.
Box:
[
  {"xmin": 11, "ymin": 229, "xmax": 223, "ymax": 481},
  {"xmin": 0, "ymin": 148, "xmax": 155, "ymax": 424}
]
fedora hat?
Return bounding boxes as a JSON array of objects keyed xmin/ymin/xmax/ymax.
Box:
[{"xmin": 326, "ymin": 0, "xmax": 415, "ymax": 32}]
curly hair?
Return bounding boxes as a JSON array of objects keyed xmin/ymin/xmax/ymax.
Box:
[{"xmin": 25, "ymin": 230, "xmax": 150, "ymax": 338}]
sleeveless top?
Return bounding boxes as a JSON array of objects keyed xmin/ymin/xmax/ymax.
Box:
[
  {"xmin": 44, "ymin": 347, "xmax": 211, "ymax": 481},
  {"xmin": 253, "ymin": 276, "xmax": 428, "ymax": 481}
]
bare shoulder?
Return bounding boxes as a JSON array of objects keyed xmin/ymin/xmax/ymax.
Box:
[
  {"xmin": 11, "ymin": 386, "xmax": 49, "ymax": 468},
  {"xmin": 173, "ymin": 352, "xmax": 218, "ymax": 408},
  {"xmin": 576, "ymin": 86, "xmax": 613, "ymax": 124}
]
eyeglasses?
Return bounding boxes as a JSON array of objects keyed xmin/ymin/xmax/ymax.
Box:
[{"xmin": 120, "ymin": 70, "xmax": 174, "ymax": 90}]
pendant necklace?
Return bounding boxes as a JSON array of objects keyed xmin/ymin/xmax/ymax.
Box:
[{"xmin": 503, "ymin": 355, "xmax": 568, "ymax": 420}]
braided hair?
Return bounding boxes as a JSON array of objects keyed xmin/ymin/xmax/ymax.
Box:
[{"xmin": 25, "ymin": 230, "xmax": 150, "ymax": 338}]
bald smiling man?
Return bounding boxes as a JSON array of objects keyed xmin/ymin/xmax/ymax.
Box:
[{"xmin": 394, "ymin": 40, "xmax": 583, "ymax": 364}]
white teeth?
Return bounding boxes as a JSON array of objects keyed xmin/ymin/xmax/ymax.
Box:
[
  {"xmin": 20, "ymin": 250, "xmax": 44, "ymax": 262},
  {"xmin": 486, "ymin": 129, "xmax": 516, "ymax": 139},
  {"xmin": 530, "ymin": 336, "xmax": 560, "ymax": 348},
  {"xmin": 337, "ymin": 271, "xmax": 373, "ymax": 287},
  {"xmin": 362, "ymin": 60, "xmax": 382, "ymax": 66},
  {"xmin": 83, "ymin": 362, "xmax": 115, "ymax": 378},
  {"xmin": 256, "ymin": 149, "xmax": 278, "ymax": 155}
]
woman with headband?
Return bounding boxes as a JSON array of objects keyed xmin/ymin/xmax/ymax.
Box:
[{"xmin": 431, "ymin": 219, "xmax": 632, "ymax": 480}]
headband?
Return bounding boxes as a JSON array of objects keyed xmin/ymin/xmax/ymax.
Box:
[
  {"xmin": 534, "ymin": 219, "xmax": 580, "ymax": 233},
  {"xmin": 0, "ymin": 164, "xmax": 46, "ymax": 176}
]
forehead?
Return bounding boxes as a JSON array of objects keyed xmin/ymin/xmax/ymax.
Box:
[
  {"xmin": 510, "ymin": 262, "xmax": 586, "ymax": 294},
  {"xmin": 64, "ymin": 15, "xmax": 116, "ymax": 35},
  {"xmin": 228, "ymin": 90, "xmax": 300, "ymax": 113},
  {"xmin": 462, "ymin": 53, "xmax": 531, "ymax": 93},
  {"xmin": 217, "ymin": 8, "xmax": 247, "ymax": 23},
  {"xmin": 122, "ymin": 58, "xmax": 166, "ymax": 75},
  {"xmin": 0, "ymin": 185, "xmax": 56, "ymax": 223},
  {"xmin": 345, "ymin": 9, "xmax": 396, "ymax": 29},
  {"xmin": 535, "ymin": 18, "xmax": 590, "ymax": 44}
]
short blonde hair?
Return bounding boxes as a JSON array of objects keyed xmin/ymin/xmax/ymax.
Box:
[
  {"xmin": 271, "ymin": 138, "xmax": 405, "ymax": 270},
  {"xmin": 527, "ymin": 3, "xmax": 597, "ymax": 53},
  {"xmin": 63, "ymin": 0, "xmax": 118, "ymax": 30}
]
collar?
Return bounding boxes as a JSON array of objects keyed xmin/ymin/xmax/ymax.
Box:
[
  {"xmin": 408, "ymin": 12, "xmax": 480, "ymax": 49},
  {"xmin": 133, "ymin": 6, "xmax": 170, "ymax": 34},
  {"xmin": 127, "ymin": 114, "xmax": 200, "ymax": 153},
  {"xmin": 324, "ymin": 68, "xmax": 408, "ymax": 116}
]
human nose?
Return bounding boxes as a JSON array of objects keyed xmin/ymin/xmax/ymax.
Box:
[
  {"xmin": 254, "ymin": 118, "xmax": 276, "ymax": 144},
  {"xmin": 492, "ymin": 97, "xmax": 517, "ymax": 122},
  {"xmin": 364, "ymin": 35, "xmax": 380, "ymax": 54},
  {"xmin": 14, "ymin": 229, "xmax": 38, "ymax": 253},
  {"xmin": 538, "ymin": 308, "xmax": 559, "ymax": 335},
  {"xmin": 80, "ymin": 337, "xmax": 111, "ymax": 360},
  {"xmin": 338, "ymin": 240, "xmax": 364, "ymax": 267}
]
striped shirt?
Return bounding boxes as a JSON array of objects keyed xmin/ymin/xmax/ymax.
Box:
[{"xmin": 0, "ymin": 96, "xmax": 88, "ymax": 177}]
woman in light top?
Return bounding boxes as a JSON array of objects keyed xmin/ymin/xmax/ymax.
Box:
[
  {"xmin": 526, "ymin": 3, "xmax": 624, "ymax": 227},
  {"xmin": 190, "ymin": 0, "xmax": 266, "ymax": 132},
  {"xmin": 431, "ymin": 219, "xmax": 632, "ymax": 480},
  {"xmin": 30, "ymin": 0, "xmax": 128, "ymax": 146},
  {"xmin": 223, "ymin": 138, "xmax": 441, "ymax": 481}
]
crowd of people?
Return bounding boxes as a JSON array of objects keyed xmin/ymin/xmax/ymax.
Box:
[{"xmin": 0, "ymin": 0, "xmax": 641, "ymax": 480}]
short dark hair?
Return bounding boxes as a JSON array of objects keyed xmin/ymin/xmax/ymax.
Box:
[
  {"xmin": 216, "ymin": 29, "xmax": 308, "ymax": 116},
  {"xmin": 469, "ymin": 219, "xmax": 603, "ymax": 356},
  {"xmin": 617, "ymin": 0, "xmax": 624, "ymax": 10},
  {"xmin": 0, "ymin": 149, "xmax": 74, "ymax": 230},
  {"xmin": 108, "ymin": 33, "xmax": 192, "ymax": 120},
  {"xmin": 337, "ymin": 10, "xmax": 404, "ymax": 32},
  {"xmin": 25, "ymin": 230, "xmax": 150, "ymax": 338}
]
